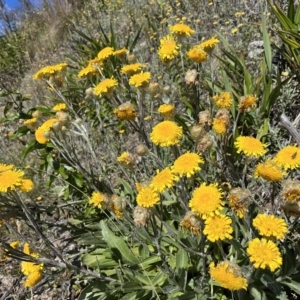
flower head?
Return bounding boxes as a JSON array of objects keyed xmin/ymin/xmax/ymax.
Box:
[
  {"xmin": 19, "ymin": 179, "xmax": 34, "ymax": 192},
  {"xmin": 158, "ymin": 35, "xmax": 179, "ymax": 64},
  {"xmin": 89, "ymin": 191, "xmax": 107, "ymax": 209},
  {"xmin": 203, "ymin": 214, "xmax": 233, "ymax": 241},
  {"xmin": 133, "ymin": 205, "xmax": 153, "ymax": 226},
  {"xmin": 235, "ymin": 136, "xmax": 267, "ymax": 158},
  {"xmin": 33, "ymin": 62, "xmax": 67, "ymax": 80},
  {"xmin": 24, "ymin": 271, "xmax": 42, "ymax": 288},
  {"xmin": 129, "ymin": 72, "xmax": 151, "ymax": 88},
  {"xmin": 52, "ymin": 103, "xmax": 66, "ymax": 111},
  {"xmin": 136, "ymin": 186, "xmax": 160, "ymax": 208},
  {"xmin": 23, "ymin": 118, "xmax": 37, "ymax": 130},
  {"xmin": 227, "ymin": 188, "xmax": 252, "ymax": 218},
  {"xmin": 93, "ymin": 78, "xmax": 118, "ymax": 97},
  {"xmin": 157, "ymin": 104, "xmax": 175, "ymax": 120},
  {"xmin": 117, "ymin": 152, "xmax": 136, "ymax": 168},
  {"xmin": 121, "ymin": 63, "xmax": 145, "ymax": 75},
  {"xmin": 150, "ymin": 121, "xmax": 182, "ymax": 147},
  {"xmin": 114, "ymin": 102, "xmax": 138, "ymax": 120},
  {"xmin": 169, "ymin": 23, "xmax": 195, "ymax": 37},
  {"xmin": 180, "ymin": 211, "xmax": 202, "ymax": 235},
  {"xmin": 274, "ymin": 145, "xmax": 300, "ymax": 170},
  {"xmin": 209, "ymin": 261, "xmax": 247, "ymax": 291},
  {"xmin": 172, "ymin": 152, "xmax": 204, "ymax": 178},
  {"xmin": 239, "ymin": 95, "xmax": 257, "ymax": 112},
  {"xmin": 97, "ymin": 47, "xmax": 115, "ymax": 60},
  {"xmin": 212, "ymin": 118, "xmax": 228, "ymax": 135},
  {"xmin": 114, "ymin": 48, "xmax": 128, "ymax": 57},
  {"xmin": 247, "ymin": 238, "xmax": 282, "ymax": 272},
  {"xmin": 199, "ymin": 37, "xmax": 220, "ymax": 53},
  {"xmin": 189, "ymin": 183, "xmax": 224, "ymax": 218},
  {"xmin": 150, "ymin": 168, "xmax": 179, "ymax": 193},
  {"xmin": 35, "ymin": 118, "xmax": 57, "ymax": 144},
  {"xmin": 253, "ymin": 214, "xmax": 288, "ymax": 239},
  {"xmin": 187, "ymin": 45, "xmax": 208, "ymax": 63},
  {"xmin": 0, "ymin": 164, "xmax": 25, "ymax": 192},
  {"xmin": 254, "ymin": 159, "xmax": 285, "ymax": 182},
  {"xmin": 212, "ymin": 92, "xmax": 232, "ymax": 109}
]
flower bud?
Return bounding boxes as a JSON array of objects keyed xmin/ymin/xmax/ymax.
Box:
[
  {"xmin": 163, "ymin": 85, "xmax": 172, "ymax": 95},
  {"xmin": 135, "ymin": 144, "xmax": 149, "ymax": 156},
  {"xmin": 32, "ymin": 110, "xmax": 42, "ymax": 119},
  {"xmin": 148, "ymin": 82, "xmax": 161, "ymax": 97},
  {"xmin": 127, "ymin": 54, "xmax": 137, "ymax": 63},
  {"xmin": 190, "ymin": 124, "xmax": 206, "ymax": 142}
]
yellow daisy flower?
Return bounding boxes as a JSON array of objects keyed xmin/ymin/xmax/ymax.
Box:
[
  {"xmin": 24, "ymin": 271, "xmax": 43, "ymax": 288},
  {"xmin": 247, "ymin": 238, "xmax": 282, "ymax": 272},
  {"xmin": 212, "ymin": 92, "xmax": 232, "ymax": 109},
  {"xmin": 136, "ymin": 186, "xmax": 160, "ymax": 208},
  {"xmin": 199, "ymin": 37, "xmax": 219, "ymax": 53},
  {"xmin": 274, "ymin": 145, "xmax": 300, "ymax": 170},
  {"xmin": 253, "ymin": 214, "xmax": 288, "ymax": 239},
  {"xmin": 158, "ymin": 35, "xmax": 179, "ymax": 64},
  {"xmin": 150, "ymin": 120, "xmax": 183, "ymax": 147},
  {"xmin": 19, "ymin": 179, "xmax": 34, "ymax": 192},
  {"xmin": 33, "ymin": 62, "xmax": 67, "ymax": 80},
  {"xmin": 238, "ymin": 95, "xmax": 257, "ymax": 112},
  {"xmin": 93, "ymin": 78, "xmax": 118, "ymax": 97},
  {"xmin": 35, "ymin": 118, "xmax": 57, "ymax": 144},
  {"xmin": 235, "ymin": 136, "xmax": 267, "ymax": 158},
  {"xmin": 114, "ymin": 102, "xmax": 138, "ymax": 121},
  {"xmin": 254, "ymin": 159, "xmax": 285, "ymax": 182},
  {"xmin": 52, "ymin": 103, "xmax": 66, "ymax": 111},
  {"xmin": 157, "ymin": 104, "xmax": 175, "ymax": 120},
  {"xmin": 114, "ymin": 48, "xmax": 128, "ymax": 57},
  {"xmin": 209, "ymin": 261, "xmax": 248, "ymax": 291},
  {"xmin": 150, "ymin": 168, "xmax": 179, "ymax": 193},
  {"xmin": 187, "ymin": 45, "xmax": 208, "ymax": 63},
  {"xmin": 180, "ymin": 211, "xmax": 202, "ymax": 235},
  {"xmin": 97, "ymin": 47, "xmax": 115, "ymax": 60},
  {"xmin": 282, "ymin": 179, "xmax": 300, "ymax": 202},
  {"xmin": 189, "ymin": 183, "xmax": 224, "ymax": 218},
  {"xmin": 203, "ymin": 214, "xmax": 233, "ymax": 241},
  {"xmin": 169, "ymin": 23, "xmax": 195, "ymax": 37},
  {"xmin": 212, "ymin": 118, "xmax": 228, "ymax": 135},
  {"xmin": 121, "ymin": 63, "xmax": 146, "ymax": 75},
  {"xmin": 227, "ymin": 188, "xmax": 252, "ymax": 218},
  {"xmin": 0, "ymin": 164, "xmax": 24, "ymax": 192},
  {"xmin": 23, "ymin": 118, "xmax": 37, "ymax": 126},
  {"xmin": 129, "ymin": 72, "xmax": 151, "ymax": 88},
  {"xmin": 89, "ymin": 191, "xmax": 106, "ymax": 209},
  {"xmin": 172, "ymin": 152, "xmax": 204, "ymax": 178},
  {"xmin": 78, "ymin": 64, "xmax": 97, "ymax": 78}
]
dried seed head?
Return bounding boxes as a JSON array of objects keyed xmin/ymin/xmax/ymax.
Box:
[
  {"xmin": 114, "ymin": 102, "xmax": 138, "ymax": 121},
  {"xmin": 198, "ymin": 110, "xmax": 212, "ymax": 125},
  {"xmin": 133, "ymin": 205, "xmax": 153, "ymax": 226},
  {"xmin": 190, "ymin": 124, "xmax": 206, "ymax": 142},
  {"xmin": 185, "ymin": 69, "xmax": 198, "ymax": 85},
  {"xmin": 281, "ymin": 201, "xmax": 300, "ymax": 216},
  {"xmin": 85, "ymin": 87, "xmax": 94, "ymax": 100},
  {"xmin": 52, "ymin": 120, "xmax": 62, "ymax": 132},
  {"xmin": 227, "ymin": 188, "xmax": 252, "ymax": 218},
  {"xmin": 111, "ymin": 194, "xmax": 126, "ymax": 218},
  {"xmin": 56, "ymin": 111, "xmax": 70, "ymax": 126},
  {"xmin": 282, "ymin": 179, "xmax": 300, "ymax": 202},
  {"xmin": 180, "ymin": 211, "xmax": 201, "ymax": 235},
  {"xmin": 197, "ymin": 134, "xmax": 213, "ymax": 153}
]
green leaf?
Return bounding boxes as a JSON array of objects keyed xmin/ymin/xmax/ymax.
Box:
[
  {"xmin": 21, "ymin": 140, "xmax": 38, "ymax": 160},
  {"xmin": 281, "ymin": 280, "xmax": 300, "ymax": 295},
  {"xmin": 176, "ymin": 248, "xmax": 189, "ymax": 272},
  {"xmin": 250, "ymin": 287, "xmax": 267, "ymax": 300},
  {"xmin": 100, "ymin": 220, "xmax": 139, "ymax": 264},
  {"xmin": 120, "ymin": 292, "xmax": 137, "ymax": 300},
  {"xmin": 82, "ymin": 253, "xmax": 118, "ymax": 269},
  {"xmin": 261, "ymin": 8, "xmax": 272, "ymax": 72},
  {"xmin": 78, "ymin": 280, "xmax": 108, "ymax": 300}
]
